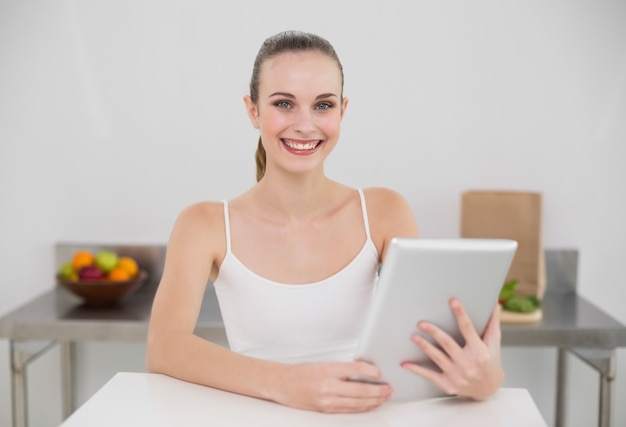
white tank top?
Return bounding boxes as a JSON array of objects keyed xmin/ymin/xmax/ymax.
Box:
[{"xmin": 213, "ymin": 189, "xmax": 379, "ymax": 364}]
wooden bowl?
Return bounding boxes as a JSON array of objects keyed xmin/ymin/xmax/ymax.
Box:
[{"xmin": 57, "ymin": 270, "xmax": 148, "ymax": 306}]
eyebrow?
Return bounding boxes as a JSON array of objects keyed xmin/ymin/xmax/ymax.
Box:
[{"xmin": 268, "ymin": 92, "xmax": 338, "ymax": 100}]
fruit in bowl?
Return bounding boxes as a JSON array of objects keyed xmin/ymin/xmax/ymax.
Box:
[
  {"xmin": 57, "ymin": 250, "xmax": 148, "ymax": 306},
  {"xmin": 95, "ymin": 250, "xmax": 118, "ymax": 272},
  {"xmin": 78, "ymin": 265, "xmax": 104, "ymax": 280}
]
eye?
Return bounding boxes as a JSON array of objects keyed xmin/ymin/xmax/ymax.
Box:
[
  {"xmin": 274, "ymin": 101, "xmax": 293, "ymax": 110},
  {"xmin": 314, "ymin": 102, "xmax": 333, "ymax": 111}
]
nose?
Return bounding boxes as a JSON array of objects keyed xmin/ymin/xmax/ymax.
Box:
[{"xmin": 294, "ymin": 109, "xmax": 316, "ymax": 134}]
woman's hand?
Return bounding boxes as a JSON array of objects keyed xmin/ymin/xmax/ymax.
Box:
[
  {"xmin": 271, "ymin": 361, "xmax": 392, "ymax": 413},
  {"xmin": 401, "ymin": 299, "xmax": 504, "ymax": 400}
]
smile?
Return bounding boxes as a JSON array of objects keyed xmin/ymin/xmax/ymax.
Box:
[{"xmin": 281, "ymin": 139, "xmax": 322, "ymax": 151}]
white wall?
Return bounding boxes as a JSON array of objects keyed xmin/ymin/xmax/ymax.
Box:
[{"xmin": 1, "ymin": 1, "xmax": 625, "ymax": 426}]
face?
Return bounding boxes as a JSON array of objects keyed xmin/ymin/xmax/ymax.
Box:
[{"xmin": 244, "ymin": 51, "xmax": 348, "ymax": 178}]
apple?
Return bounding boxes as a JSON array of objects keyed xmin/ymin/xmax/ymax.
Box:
[
  {"xmin": 59, "ymin": 263, "xmax": 75, "ymax": 280},
  {"xmin": 79, "ymin": 265, "xmax": 104, "ymax": 280},
  {"xmin": 95, "ymin": 251, "xmax": 119, "ymax": 273}
]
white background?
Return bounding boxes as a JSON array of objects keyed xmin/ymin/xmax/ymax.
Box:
[{"xmin": 1, "ymin": 1, "xmax": 625, "ymax": 426}]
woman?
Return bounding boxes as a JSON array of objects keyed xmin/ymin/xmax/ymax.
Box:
[{"xmin": 146, "ymin": 30, "xmax": 503, "ymax": 413}]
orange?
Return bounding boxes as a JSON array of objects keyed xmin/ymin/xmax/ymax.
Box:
[
  {"xmin": 108, "ymin": 267, "xmax": 131, "ymax": 281},
  {"xmin": 72, "ymin": 251, "xmax": 94, "ymax": 271},
  {"xmin": 117, "ymin": 256, "xmax": 139, "ymax": 278}
]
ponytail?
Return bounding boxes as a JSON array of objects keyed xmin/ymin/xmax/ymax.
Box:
[{"xmin": 255, "ymin": 137, "xmax": 266, "ymax": 182}]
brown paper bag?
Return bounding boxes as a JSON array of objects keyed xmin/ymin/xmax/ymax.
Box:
[{"xmin": 460, "ymin": 191, "xmax": 546, "ymax": 299}]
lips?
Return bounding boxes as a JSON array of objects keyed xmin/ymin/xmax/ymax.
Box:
[{"xmin": 281, "ymin": 138, "xmax": 322, "ymax": 153}]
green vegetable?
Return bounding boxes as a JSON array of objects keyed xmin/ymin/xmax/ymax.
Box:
[
  {"xmin": 498, "ymin": 279, "xmax": 541, "ymax": 313},
  {"xmin": 498, "ymin": 279, "xmax": 519, "ymax": 303},
  {"xmin": 503, "ymin": 295, "xmax": 541, "ymax": 313}
]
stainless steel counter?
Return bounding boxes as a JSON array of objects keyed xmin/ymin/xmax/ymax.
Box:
[
  {"xmin": 1, "ymin": 245, "xmax": 625, "ymax": 427},
  {"xmin": 0, "ymin": 280, "xmax": 226, "ymax": 343},
  {"xmin": 502, "ymin": 291, "xmax": 626, "ymax": 348}
]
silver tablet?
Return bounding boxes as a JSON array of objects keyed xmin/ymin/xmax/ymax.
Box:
[{"xmin": 353, "ymin": 238, "xmax": 517, "ymax": 401}]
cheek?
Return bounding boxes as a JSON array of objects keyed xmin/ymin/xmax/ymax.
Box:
[
  {"xmin": 317, "ymin": 114, "xmax": 342, "ymax": 135},
  {"xmin": 259, "ymin": 111, "xmax": 288, "ymax": 133}
]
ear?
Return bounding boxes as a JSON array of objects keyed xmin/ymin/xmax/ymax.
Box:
[
  {"xmin": 243, "ymin": 95, "xmax": 260, "ymax": 129},
  {"xmin": 340, "ymin": 97, "xmax": 349, "ymax": 119}
]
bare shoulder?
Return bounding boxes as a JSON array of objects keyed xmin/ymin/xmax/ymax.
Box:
[
  {"xmin": 175, "ymin": 200, "xmax": 224, "ymax": 228},
  {"xmin": 169, "ymin": 201, "xmax": 225, "ymax": 244},
  {"xmin": 362, "ymin": 187, "xmax": 416, "ymax": 225},
  {"xmin": 362, "ymin": 187, "xmax": 419, "ymax": 260},
  {"xmin": 362, "ymin": 187, "xmax": 409, "ymax": 207},
  {"xmin": 166, "ymin": 201, "xmax": 226, "ymax": 278}
]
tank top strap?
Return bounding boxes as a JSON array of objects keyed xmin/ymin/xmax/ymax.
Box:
[
  {"xmin": 356, "ymin": 188, "xmax": 372, "ymax": 242},
  {"xmin": 222, "ymin": 200, "xmax": 232, "ymax": 253}
]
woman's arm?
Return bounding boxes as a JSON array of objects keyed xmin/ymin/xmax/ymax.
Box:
[
  {"xmin": 146, "ymin": 202, "xmax": 276, "ymax": 396},
  {"xmin": 146, "ymin": 202, "xmax": 391, "ymax": 413}
]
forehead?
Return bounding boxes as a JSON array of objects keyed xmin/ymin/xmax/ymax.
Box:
[{"xmin": 258, "ymin": 51, "xmax": 342, "ymax": 96}]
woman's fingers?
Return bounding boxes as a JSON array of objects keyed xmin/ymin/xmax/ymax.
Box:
[
  {"xmin": 316, "ymin": 377, "xmax": 391, "ymax": 413},
  {"xmin": 402, "ymin": 298, "xmax": 504, "ymax": 400},
  {"xmin": 277, "ymin": 361, "xmax": 392, "ymax": 413},
  {"xmin": 341, "ymin": 361, "xmax": 384, "ymax": 382},
  {"xmin": 318, "ymin": 393, "xmax": 390, "ymax": 413},
  {"xmin": 337, "ymin": 362, "xmax": 393, "ymax": 399},
  {"xmin": 409, "ymin": 332, "xmax": 455, "ymax": 373},
  {"xmin": 448, "ymin": 298, "xmax": 482, "ymax": 347},
  {"xmin": 402, "ymin": 334, "xmax": 459, "ymax": 395},
  {"xmin": 336, "ymin": 380, "xmax": 392, "ymax": 400},
  {"xmin": 413, "ymin": 299, "xmax": 481, "ymax": 364},
  {"xmin": 401, "ymin": 361, "xmax": 458, "ymax": 396},
  {"xmin": 482, "ymin": 304, "xmax": 502, "ymax": 347}
]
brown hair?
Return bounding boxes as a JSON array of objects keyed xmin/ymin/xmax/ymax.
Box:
[{"xmin": 249, "ymin": 31, "xmax": 344, "ymax": 182}]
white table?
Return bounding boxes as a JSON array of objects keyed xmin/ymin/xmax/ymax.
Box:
[{"xmin": 59, "ymin": 372, "xmax": 547, "ymax": 427}]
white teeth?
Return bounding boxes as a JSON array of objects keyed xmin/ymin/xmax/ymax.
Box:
[{"xmin": 283, "ymin": 140, "xmax": 319, "ymax": 150}]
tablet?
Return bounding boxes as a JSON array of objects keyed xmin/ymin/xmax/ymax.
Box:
[{"xmin": 353, "ymin": 238, "xmax": 517, "ymax": 401}]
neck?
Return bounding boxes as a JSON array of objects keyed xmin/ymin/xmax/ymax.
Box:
[{"xmin": 253, "ymin": 169, "xmax": 337, "ymax": 221}]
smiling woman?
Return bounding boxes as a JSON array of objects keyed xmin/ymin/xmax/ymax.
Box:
[
  {"xmin": 145, "ymin": 30, "xmax": 502, "ymax": 414},
  {"xmin": 244, "ymin": 49, "xmax": 347, "ymax": 177},
  {"xmin": 247, "ymin": 32, "xmax": 346, "ymax": 182}
]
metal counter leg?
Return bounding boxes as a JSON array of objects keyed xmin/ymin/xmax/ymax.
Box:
[
  {"xmin": 10, "ymin": 341, "xmax": 27, "ymax": 427},
  {"xmin": 569, "ymin": 348, "xmax": 615, "ymax": 427},
  {"xmin": 555, "ymin": 347, "xmax": 568, "ymax": 427},
  {"xmin": 597, "ymin": 354, "xmax": 615, "ymax": 427},
  {"xmin": 598, "ymin": 372, "xmax": 614, "ymax": 427},
  {"xmin": 10, "ymin": 340, "xmax": 57, "ymax": 427},
  {"xmin": 60, "ymin": 341, "xmax": 75, "ymax": 419}
]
